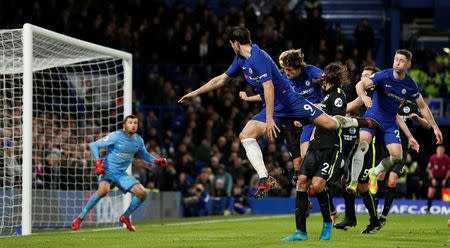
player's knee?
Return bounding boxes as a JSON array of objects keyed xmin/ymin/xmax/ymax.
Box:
[
  {"xmin": 137, "ymin": 189, "xmax": 147, "ymax": 201},
  {"xmin": 391, "ymin": 156, "xmax": 402, "ymax": 165},
  {"xmin": 239, "ymin": 131, "xmax": 247, "ymax": 140},
  {"xmin": 97, "ymin": 189, "xmax": 109, "ymax": 198},
  {"xmin": 311, "ymin": 181, "xmax": 324, "ymax": 193},
  {"xmin": 357, "ymin": 140, "xmax": 369, "ymax": 153}
]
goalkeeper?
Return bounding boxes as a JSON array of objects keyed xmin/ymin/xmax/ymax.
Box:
[{"xmin": 71, "ymin": 115, "xmax": 167, "ymax": 231}]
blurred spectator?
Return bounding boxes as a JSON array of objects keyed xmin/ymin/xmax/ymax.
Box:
[
  {"xmin": 3, "ymin": 141, "xmax": 21, "ymax": 188},
  {"xmin": 229, "ymin": 184, "xmax": 251, "ymax": 215},
  {"xmin": 182, "ymin": 183, "xmax": 209, "ymax": 217},
  {"xmin": 404, "ymin": 153, "xmax": 421, "ymax": 199},
  {"xmin": 195, "ymin": 167, "xmax": 215, "ymax": 195},
  {"xmin": 214, "ymin": 164, "xmax": 233, "ymax": 196},
  {"xmin": 354, "ymin": 18, "xmax": 374, "ymax": 61}
]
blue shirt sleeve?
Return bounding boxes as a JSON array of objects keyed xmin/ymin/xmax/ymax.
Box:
[
  {"xmin": 225, "ymin": 56, "xmax": 243, "ymax": 78},
  {"xmin": 136, "ymin": 136, "xmax": 155, "ymax": 163},
  {"xmin": 368, "ymin": 71, "xmax": 384, "ymax": 86},
  {"xmin": 408, "ymin": 78, "xmax": 421, "ymax": 100},
  {"xmin": 251, "ymin": 53, "xmax": 272, "ymax": 84},
  {"xmin": 89, "ymin": 132, "xmax": 118, "ymax": 160}
]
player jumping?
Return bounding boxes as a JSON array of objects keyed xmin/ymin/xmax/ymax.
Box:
[{"xmin": 178, "ymin": 26, "xmax": 378, "ymax": 199}]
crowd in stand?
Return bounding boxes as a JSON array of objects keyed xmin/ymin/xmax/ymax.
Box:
[{"xmin": 1, "ymin": 0, "xmax": 449, "ymax": 216}]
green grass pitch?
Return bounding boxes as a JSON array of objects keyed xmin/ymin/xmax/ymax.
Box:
[{"xmin": 1, "ymin": 214, "xmax": 448, "ymax": 248}]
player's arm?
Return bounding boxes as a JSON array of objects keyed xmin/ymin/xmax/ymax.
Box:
[
  {"xmin": 262, "ymin": 80, "xmax": 280, "ymax": 141},
  {"xmin": 88, "ymin": 133, "xmax": 117, "ymax": 174},
  {"xmin": 396, "ymin": 114, "xmax": 419, "ymax": 152},
  {"xmin": 179, "ymin": 73, "xmax": 232, "ymax": 103},
  {"xmin": 346, "ymin": 97, "xmax": 363, "ymax": 114},
  {"xmin": 355, "ymin": 77, "xmax": 374, "ymax": 108},
  {"xmin": 415, "ymin": 95, "xmax": 443, "ymax": 144},
  {"xmin": 239, "ymin": 91, "xmax": 262, "ymax": 102},
  {"xmin": 409, "ymin": 112, "xmax": 431, "ymax": 129},
  {"xmin": 137, "ymin": 139, "xmax": 167, "ymax": 166},
  {"xmin": 89, "ymin": 134, "xmax": 117, "ymax": 160}
]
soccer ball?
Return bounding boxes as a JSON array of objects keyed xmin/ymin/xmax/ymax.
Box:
[{"xmin": 279, "ymin": 51, "xmax": 288, "ymax": 68}]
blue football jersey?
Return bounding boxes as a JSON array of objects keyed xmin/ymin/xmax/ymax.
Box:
[
  {"xmin": 364, "ymin": 69, "xmax": 420, "ymax": 123},
  {"xmin": 89, "ymin": 130, "xmax": 155, "ymax": 174},
  {"xmin": 225, "ymin": 44, "xmax": 299, "ymax": 108},
  {"xmin": 285, "ymin": 65, "xmax": 324, "ymax": 104}
]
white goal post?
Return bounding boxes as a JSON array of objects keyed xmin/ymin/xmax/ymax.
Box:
[{"xmin": 0, "ymin": 24, "xmax": 132, "ymax": 235}]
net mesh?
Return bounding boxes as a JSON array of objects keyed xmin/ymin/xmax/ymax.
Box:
[{"xmin": 0, "ymin": 28, "xmax": 125, "ymax": 233}]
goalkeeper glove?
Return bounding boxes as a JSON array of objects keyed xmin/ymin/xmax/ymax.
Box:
[
  {"xmin": 154, "ymin": 158, "xmax": 167, "ymax": 167},
  {"xmin": 95, "ymin": 160, "xmax": 105, "ymax": 175}
]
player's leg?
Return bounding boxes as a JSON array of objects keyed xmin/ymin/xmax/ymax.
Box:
[
  {"xmin": 358, "ymin": 183, "xmax": 381, "ymax": 234},
  {"xmin": 374, "ymin": 171, "xmax": 386, "ymax": 208},
  {"xmin": 312, "ymin": 176, "xmax": 333, "ymax": 240},
  {"xmin": 282, "ymin": 175, "xmax": 310, "ymax": 241},
  {"xmin": 313, "ymin": 149, "xmax": 341, "ymax": 240},
  {"xmin": 379, "ymin": 171, "xmax": 400, "ymax": 227},
  {"xmin": 427, "ymin": 180, "xmax": 437, "ymax": 213},
  {"xmin": 334, "ymin": 189, "xmax": 356, "ymax": 230},
  {"xmin": 369, "ymin": 143, "xmax": 402, "ymax": 194},
  {"xmin": 72, "ymin": 180, "xmax": 110, "ymax": 230},
  {"xmin": 118, "ymin": 174, "xmax": 146, "ymax": 231},
  {"xmin": 324, "ymin": 188, "xmax": 339, "ymax": 224},
  {"xmin": 348, "ymin": 130, "xmax": 373, "ymax": 193},
  {"xmin": 240, "ymin": 111, "xmax": 278, "ymax": 199},
  {"xmin": 283, "ymin": 151, "xmax": 316, "ymax": 241}
]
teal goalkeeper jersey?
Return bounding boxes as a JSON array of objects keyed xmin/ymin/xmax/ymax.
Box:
[{"xmin": 89, "ymin": 130, "xmax": 155, "ymax": 174}]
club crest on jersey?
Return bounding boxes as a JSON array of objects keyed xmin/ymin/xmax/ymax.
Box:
[
  {"xmin": 305, "ymin": 81, "xmax": 311, "ymax": 86},
  {"xmin": 135, "ymin": 145, "xmax": 139, "ymax": 151},
  {"xmin": 349, "ymin": 127, "xmax": 356, "ymax": 134},
  {"xmin": 103, "ymin": 136, "xmax": 109, "ymax": 141},
  {"xmin": 334, "ymin": 97, "xmax": 343, "ymax": 107},
  {"xmin": 401, "ymin": 89, "xmax": 406, "ymax": 94},
  {"xmin": 403, "ymin": 106, "xmax": 410, "ymax": 114},
  {"xmin": 249, "ymin": 68, "xmax": 253, "ymax": 74}
]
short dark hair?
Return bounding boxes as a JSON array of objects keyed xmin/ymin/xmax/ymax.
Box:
[
  {"xmin": 227, "ymin": 26, "xmax": 252, "ymax": 45},
  {"xmin": 396, "ymin": 49, "xmax": 412, "ymax": 61},
  {"xmin": 363, "ymin": 65, "xmax": 380, "ymax": 74},
  {"xmin": 123, "ymin": 114, "xmax": 137, "ymax": 124}
]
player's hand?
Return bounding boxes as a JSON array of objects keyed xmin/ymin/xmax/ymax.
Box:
[
  {"xmin": 94, "ymin": 160, "xmax": 105, "ymax": 175},
  {"xmin": 178, "ymin": 91, "xmax": 197, "ymax": 104},
  {"xmin": 361, "ymin": 95, "xmax": 372, "ymax": 108},
  {"xmin": 409, "ymin": 113, "xmax": 419, "ymax": 120},
  {"xmin": 266, "ymin": 118, "xmax": 280, "ymax": 142},
  {"xmin": 154, "ymin": 158, "xmax": 167, "ymax": 167},
  {"xmin": 408, "ymin": 137, "xmax": 420, "ymax": 153},
  {"xmin": 442, "ymin": 179, "xmax": 447, "ymax": 187},
  {"xmin": 239, "ymin": 91, "xmax": 248, "ymax": 101},
  {"xmin": 434, "ymin": 128, "xmax": 443, "ymax": 144},
  {"xmin": 293, "ymin": 121, "xmax": 303, "ymax": 127}
]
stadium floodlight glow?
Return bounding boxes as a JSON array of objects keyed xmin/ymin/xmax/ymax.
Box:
[{"xmin": 0, "ymin": 24, "xmax": 132, "ymax": 235}]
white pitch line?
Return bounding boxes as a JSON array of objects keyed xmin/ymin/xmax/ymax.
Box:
[
  {"xmin": 1, "ymin": 214, "xmax": 310, "ymax": 237},
  {"xmin": 152, "ymin": 214, "xmax": 293, "ymax": 227}
]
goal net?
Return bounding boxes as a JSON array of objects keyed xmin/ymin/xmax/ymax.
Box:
[{"xmin": 0, "ymin": 24, "xmax": 132, "ymax": 235}]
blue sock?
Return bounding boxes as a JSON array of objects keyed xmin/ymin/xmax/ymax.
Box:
[
  {"xmin": 79, "ymin": 193, "xmax": 100, "ymax": 219},
  {"xmin": 122, "ymin": 197, "xmax": 143, "ymax": 218}
]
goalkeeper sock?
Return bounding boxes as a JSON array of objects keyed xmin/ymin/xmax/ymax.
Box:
[
  {"xmin": 122, "ymin": 196, "xmax": 143, "ymax": 218},
  {"xmin": 79, "ymin": 192, "xmax": 100, "ymax": 219}
]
